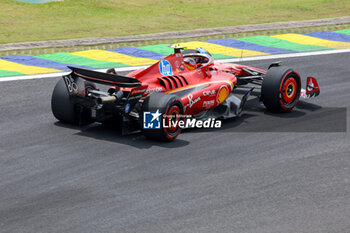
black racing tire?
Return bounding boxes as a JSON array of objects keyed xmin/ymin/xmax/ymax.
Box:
[
  {"xmin": 261, "ymin": 66, "xmax": 301, "ymax": 112},
  {"xmin": 51, "ymin": 79, "xmax": 95, "ymax": 125},
  {"xmin": 140, "ymin": 93, "xmax": 184, "ymax": 141},
  {"xmin": 51, "ymin": 78, "xmax": 78, "ymax": 124}
]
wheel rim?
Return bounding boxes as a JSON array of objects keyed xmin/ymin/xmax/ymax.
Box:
[
  {"xmin": 282, "ymin": 77, "xmax": 297, "ymax": 104},
  {"xmin": 165, "ymin": 105, "xmax": 181, "ymax": 133}
]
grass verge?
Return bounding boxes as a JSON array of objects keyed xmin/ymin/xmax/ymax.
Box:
[
  {"xmin": 1, "ymin": 23, "xmax": 349, "ymax": 57},
  {"xmin": 1, "ymin": 0, "xmax": 350, "ymax": 44}
]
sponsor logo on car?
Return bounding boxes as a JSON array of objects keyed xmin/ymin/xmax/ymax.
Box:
[
  {"xmin": 307, "ymin": 79, "xmax": 315, "ymax": 92},
  {"xmin": 203, "ymin": 100, "xmax": 215, "ymax": 108},
  {"xmin": 217, "ymin": 85, "xmax": 229, "ymax": 104},
  {"xmin": 186, "ymin": 94, "xmax": 201, "ymax": 108},
  {"xmin": 175, "ymin": 60, "xmax": 180, "ymax": 69},
  {"xmin": 159, "ymin": 60, "xmax": 173, "ymax": 76},
  {"xmin": 145, "ymin": 87, "xmax": 164, "ymax": 94},
  {"xmin": 203, "ymin": 90, "xmax": 216, "ymax": 96},
  {"xmin": 131, "ymin": 89, "xmax": 146, "ymax": 95}
]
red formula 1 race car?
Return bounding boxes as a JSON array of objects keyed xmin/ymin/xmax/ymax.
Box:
[{"xmin": 51, "ymin": 46, "xmax": 320, "ymax": 141}]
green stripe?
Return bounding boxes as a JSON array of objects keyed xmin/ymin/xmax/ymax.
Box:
[
  {"xmin": 238, "ymin": 35, "xmax": 332, "ymax": 52},
  {"xmin": 138, "ymin": 44, "xmax": 173, "ymax": 55},
  {"xmin": 335, "ymin": 29, "xmax": 350, "ymax": 35},
  {"xmin": 35, "ymin": 52, "xmax": 127, "ymax": 69},
  {"xmin": 210, "ymin": 53, "xmax": 234, "ymax": 59},
  {"xmin": 0, "ymin": 70, "xmax": 24, "ymax": 77},
  {"xmin": 138, "ymin": 44, "xmax": 233, "ymax": 59}
]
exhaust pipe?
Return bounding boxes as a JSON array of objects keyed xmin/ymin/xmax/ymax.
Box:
[{"xmin": 96, "ymin": 96, "xmax": 117, "ymax": 104}]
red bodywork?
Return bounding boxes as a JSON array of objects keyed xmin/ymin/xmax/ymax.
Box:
[
  {"xmin": 120, "ymin": 51, "xmax": 265, "ymax": 115},
  {"xmin": 57, "ymin": 48, "xmax": 320, "ymax": 141}
]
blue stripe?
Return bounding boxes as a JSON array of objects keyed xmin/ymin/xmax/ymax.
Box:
[
  {"xmin": 0, "ymin": 55, "xmax": 93, "ymax": 71},
  {"xmin": 207, "ymin": 38, "xmax": 295, "ymax": 54},
  {"xmin": 109, "ymin": 47, "xmax": 164, "ymax": 60},
  {"xmin": 304, "ymin": 31, "xmax": 350, "ymax": 42}
]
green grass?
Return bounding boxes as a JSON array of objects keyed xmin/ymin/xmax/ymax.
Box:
[
  {"xmin": 1, "ymin": 0, "xmax": 350, "ymax": 44},
  {"xmin": 1, "ymin": 23, "xmax": 350, "ymax": 57}
]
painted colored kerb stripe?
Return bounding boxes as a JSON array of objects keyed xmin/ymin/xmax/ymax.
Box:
[
  {"xmin": 238, "ymin": 35, "xmax": 332, "ymax": 52},
  {"xmin": 0, "ymin": 59, "xmax": 60, "ymax": 74},
  {"xmin": 177, "ymin": 41, "xmax": 269, "ymax": 57},
  {"xmin": 304, "ymin": 31, "xmax": 350, "ymax": 42},
  {"xmin": 72, "ymin": 50, "xmax": 157, "ymax": 66},
  {"xmin": 272, "ymin": 33, "xmax": 350, "ymax": 49},
  {"xmin": 36, "ymin": 53, "xmax": 127, "ymax": 69}
]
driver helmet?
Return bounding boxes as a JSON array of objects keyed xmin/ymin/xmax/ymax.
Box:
[
  {"xmin": 184, "ymin": 57, "xmax": 196, "ymax": 70},
  {"xmin": 106, "ymin": 68, "xmax": 117, "ymax": 74},
  {"xmin": 197, "ymin": 47, "xmax": 212, "ymax": 57}
]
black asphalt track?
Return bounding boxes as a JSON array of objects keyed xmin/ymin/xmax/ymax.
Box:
[{"xmin": 0, "ymin": 52, "xmax": 349, "ymax": 233}]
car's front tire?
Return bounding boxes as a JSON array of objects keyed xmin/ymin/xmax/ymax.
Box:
[{"xmin": 261, "ymin": 66, "xmax": 301, "ymax": 112}]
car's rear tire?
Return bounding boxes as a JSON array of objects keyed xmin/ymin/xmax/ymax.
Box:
[
  {"xmin": 51, "ymin": 79, "xmax": 94, "ymax": 125},
  {"xmin": 261, "ymin": 66, "xmax": 301, "ymax": 112},
  {"xmin": 140, "ymin": 93, "xmax": 183, "ymax": 141},
  {"xmin": 51, "ymin": 78, "xmax": 78, "ymax": 124}
]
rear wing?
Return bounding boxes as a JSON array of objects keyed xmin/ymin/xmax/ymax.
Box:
[
  {"xmin": 67, "ymin": 66, "xmax": 141, "ymax": 88},
  {"xmin": 62, "ymin": 67, "xmax": 146, "ymax": 110}
]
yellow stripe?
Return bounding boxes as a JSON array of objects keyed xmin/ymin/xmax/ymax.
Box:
[
  {"xmin": 178, "ymin": 41, "xmax": 268, "ymax": 57},
  {"xmin": 72, "ymin": 50, "xmax": 157, "ymax": 66},
  {"xmin": 167, "ymin": 80, "xmax": 234, "ymax": 93},
  {"xmin": 272, "ymin": 33, "xmax": 350, "ymax": 49},
  {"xmin": 0, "ymin": 59, "xmax": 60, "ymax": 75}
]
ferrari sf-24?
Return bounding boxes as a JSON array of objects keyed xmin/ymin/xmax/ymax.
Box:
[{"xmin": 51, "ymin": 46, "xmax": 320, "ymax": 141}]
